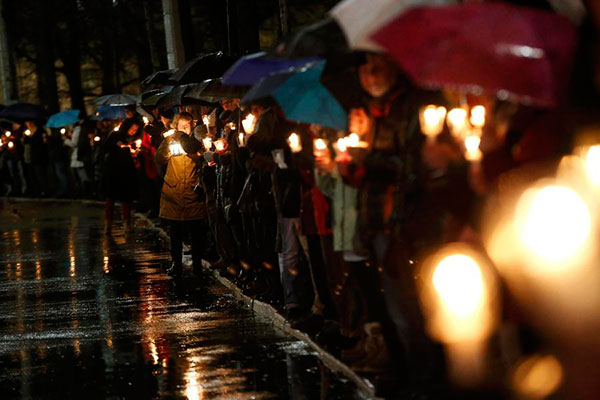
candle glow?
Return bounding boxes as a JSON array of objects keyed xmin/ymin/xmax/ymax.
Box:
[
  {"xmin": 202, "ymin": 137, "xmax": 212, "ymax": 150},
  {"xmin": 470, "ymin": 105, "xmax": 486, "ymax": 128},
  {"xmin": 420, "ymin": 105, "xmax": 447, "ymax": 140},
  {"xmin": 94, "ymin": 136, "xmax": 101, "ymax": 142},
  {"xmin": 242, "ymin": 113, "xmax": 256, "ymax": 134},
  {"xmin": 163, "ymin": 129, "xmax": 175, "ymax": 138},
  {"xmin": 447, "ymin": 108, "xmax": 468, "ymax": 138},
  {"xmin": 60, "ymin": 128, "xmax": 66, "ymax": 135},
  {"xmin": 287, "ymin": 132, "xmax": 302, "ymax": 153},
  {"xmin": 24, "ymin": 129, "xmax": 31, "ymax": 136}
]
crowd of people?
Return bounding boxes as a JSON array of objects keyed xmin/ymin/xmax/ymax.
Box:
[{"xmin": 1, "ymin": 2, "xmax": 600, "ymax": 397}]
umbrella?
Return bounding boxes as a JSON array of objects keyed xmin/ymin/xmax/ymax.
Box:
[
  {"xmin": 46, "ymin": 110, "xmax": 81, "ymax": 128},
  {"xmin": 93, "ymin": 94, "xmax": 137, "ymax": 107},
  {"xmin": 273, "ymin": 18, "xmax": 349, "ymax": 58},
  {"xmin": 140, "ymin": 86, "xmax": 174, "ymax": 107},
  {"xmin": 0, "ymin": 103, "xmax": 45, "ymax": 120},
  {"xmin": 371, "ymin": 2, "xmax": 578, "ymax": 108},
  {"xmin": 222, "ymin": 52, "xmax": 322, "ymax": 86},
  {"xmin": 330, "ymin": 0, "xmax": 454, "ymax": 52},
  {"xmin": 185, "ymin": 79, "xmax": 249, "ymax": 103},
  {"xmin": 169, "ymin": 52, "xmax": 236, "ymax": 85},
  {"xmin": 92, "ymin": 106, "xmax": 127, "ymax": 121},
  {"xmin": 140, "ymin": 69, "xmax": 177, "ymax": 89},
  {"xmin": 241, "ymin": 69, "xmax": 297, "ymax": 104},
  {"xmin": 272, "ymin": 61, "xmax": 347, "ymax": 131},
  {"xmin": 156, "ymin": 84, "xmax": 209, "ymax": 109}
]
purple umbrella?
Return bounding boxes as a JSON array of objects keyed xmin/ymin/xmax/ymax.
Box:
[{"xmin": 222, "ymin": 52, "xmax": 323, "ymax": 86}]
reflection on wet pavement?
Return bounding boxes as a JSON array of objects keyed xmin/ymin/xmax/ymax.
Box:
[{"xmin": 0, "ymin": 200, "xmax": 360, "ymax": 399}]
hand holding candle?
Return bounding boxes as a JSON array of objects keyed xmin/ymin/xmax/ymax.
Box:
[
  {"xmin": 202, "ymin": 137, "xmax": 213, "ymax": 151},
  {"xmin": 242, "ymin": 113, "xmax": 256, "ymax": 134}
]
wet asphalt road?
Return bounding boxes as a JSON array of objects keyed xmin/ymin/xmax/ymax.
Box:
[{"xmin": 0, "ymin": 200, "xmax": 360, "ymax": 399}]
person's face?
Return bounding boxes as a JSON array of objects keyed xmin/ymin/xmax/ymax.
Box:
[
  {"xmin": 221, "ymin": 99, "xmax": 240, "ymax": 111},
  {"xmin": 359, "ymin": 55, "xmax": 399, "ymax": 98},
  {"xmin": 177, "ymin": 119, "xmax": 192, "ymax": 135},
  {"xmin": 127, "ymin": 124, "xmax": 139, "ymax": 136},
  {"xmin": 250, "ymin": 104, "xmax": 265, "ymax": 119},
  {"xmin": 125, "ymin": 109, "xmax": 135, "ymax": 118}
]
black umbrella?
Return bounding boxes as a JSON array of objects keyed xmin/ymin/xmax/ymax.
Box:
[
  {"xmin": 140, "ymin": 86, "xmax": 174, "ymax": 107},
  {"xmin": 0, "ymin": 103, "xmax": 45, "ymax": 121},
  {"xmin": 93, "ymin": 94, "xmax": 138, "ymax": 106},
  {"xmin": 156, "ymin": 85, "xmax": 211, "ymax": 109},
  {"xmin": 140, "ymin": 69, "xmax": 177, "ymax": 90},
  {"xmin": 169, "ymin": 52, "xmax": 237, "ymax": 85},
  {"xmin": 185, "ymin": 79, "xmax": 249, "ymax": 103},
  {"xmin": 272, "ymin": 18, "xmax": 349, "ymax": 59}
]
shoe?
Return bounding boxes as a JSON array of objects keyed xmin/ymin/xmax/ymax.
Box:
[{"xmin": 167, "ymin": 263, "xmax": 182, "ymax": 278}]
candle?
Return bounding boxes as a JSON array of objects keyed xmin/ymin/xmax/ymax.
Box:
[
  {"xmin": 335, "ymin": 137, "xmax": 348, "ymax": 153},
  {"xmin": 8, "ymin": 141, "xmax": 14, "ymax": 149},
  {"xmin": 237, "ymin": 132, "xmax": 245, "ymax": 147},
  {"xmin": 143, "ymin": 116, "xmax": 149, "ymax": 125},
  {"xmin": 419, "ymin": 105, "xmax": 447, "ymax": 142},
  {"xmin": 242, "ymin": 113, "xmax": 256, "ymax": 134},
  {"xmin": 169, "ymin": 142, "xmax": 185, "ymax": 156},
  {"xmin": 464, "ymin": 135, "xmax": 482, "ymax": 162},
  {"xmin": 24, "ymin": 129, "xmax": 31, "ymax": 137},
  {"xmin": 287, "ymin": 132, "xmax": 302, "ymax": 153},
  {"xmin": 215, "ymin": 138, "xmax": 227, "ymax": 152},
  {"xmin": 94, "ymin": 136, "xmax": 101, "ymax": 142},
  {"xmin": 60, "ymin": 128, "xmax": 66, "ymax": 135},
  {"xmin": 447, "ymin": 108, "xmax": 468, "ymax": 138},
  {"xmin": 470, "ymin": 105, "xmax": 486, "ymax": 128},
  {"xmin": 163, "ymin": 129, "xmax": 175, "ymax": 138},
  {"xmin": 202, "ymin": 115, "xmax": 210, "ymax": 134},
  {"xmin": 113, "ymin": 125, "xmax": 120, "ymax": 132},
  {"xmin": 314, "ymin": 138, "xmax": 327, "ymax": 151},
  {"xmin": 227, "ymin": 122, "xmax": 237, "ymax": 131},
  {"xmin": 5, "ymin": 131, "xmax": 10, "ymax": 137},
  {"xmin": 419, "ymin": 244, "xmax": 498, "ymax": 387},
  {"xmin": 135, "ymin": 139, "xmax": 142, "ymax": 148},
  {"xmin": 202, "ymin": 137, "xmax": 212, "ymax": 150}
]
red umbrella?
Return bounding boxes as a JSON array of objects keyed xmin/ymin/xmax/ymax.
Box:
[{"xmin": 370, "ymin": 2, "xmax": 578, "ymax": 108}]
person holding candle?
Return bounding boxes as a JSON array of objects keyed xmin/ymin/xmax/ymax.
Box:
[
  {"xmin": 155, "ymin": 112, "xmax": 209, "ymax": 279},
  {"xmin": 101, "ymin": 118, "xmax": 142, "ymax": 235}
]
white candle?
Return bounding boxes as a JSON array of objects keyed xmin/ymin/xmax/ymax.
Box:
[
  {"xmin": 420, "ymin": 105, "xmax": 447, "ymax": 142},
  {"xmin": 169, "ymin": 142, "xmax": 185, "ymax": 156},
  {"xmin": 242, "ymin": 114, "xmax": 256, "ymax": 134},
  {"xmin": 202, "ymin": 137, "xmax": 213, "ymax": 150},
  {"xmin": 470, "ymin": 105, "xmax": 486, "ymax": 129},
  {"xmin": 163, "ymin": 129, "xmax": 175, "ymax": 138},
  {"xmin": 464, "ymin": 135, "xmax": 482, "ymax": 162},
  {"xmin": 447, "ymin": 108, "xmax": 469, "ymax": 138}
]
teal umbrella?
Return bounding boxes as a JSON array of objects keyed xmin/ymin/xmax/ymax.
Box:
[
  {"xmin": 46, "ymin": 110, "xmax": 81, "ymax": 128},
  {"xmin": 272, "ymin": 61, "xmax": 347, "ymax": 131}
]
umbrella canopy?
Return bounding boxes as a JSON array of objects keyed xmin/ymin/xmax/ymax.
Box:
[
  {"xmin": 140, "ymin": 69, "xmax": 177, "ymax": 89},
  {"xmin": 140, "ymin": 86, "xmax": 174, "ymax": 107},
  {"xmin": 222, "ymin": 52, "xmax": 322, "ymax": 86},
  {"xmin": 91, "ymin": 106, "xmax": 127, "ymax": 121},
  {"xmin": 371, "ymin": 2, "xmax": 578, "ymax": 108},
  {"xmin": 46, "ymin": 110, "xmax": 81, "ymax": 128},
  {"xmin": 93, "ymin": 94, "xmax": 137, "ymax": 107},
  {"xmin": 272, "ymin": 61, "xmax": 347, "ymax": 131},
  {"xmin": 156, "ymin": 84, "xmax": 209, "ymax": 109},
  {"xmin": 185, "ymin": 79, "xmax": 249, "ymax": 103},
  {"xmin": 169, "ymin": 52, "xmax": 236, "ymax": 85},
  {"xmin": 331, "ymin": 0, "xmax": 454, "ymax": 52},
  {"xmin": 0, "ymin": 103, "xmax": 45, "ymax": 121},
  {"xmin": 241, "ymin": 70, "xmax": 297, "ymax": 104},
  {"xmin": 273, "ymin": 18, "xmax": 349, "ymax": 58}
]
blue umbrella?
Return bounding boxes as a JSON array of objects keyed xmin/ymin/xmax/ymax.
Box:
[
  {"xmin": 222, "ymin": 52, "xmax": 322, "ymax": 86},
  {"xmin": 241, "ymin": 69, "xmax": 296, "ymax": 104},
  {"xmin": 92, "ymin": 106, "xmax": 127, "ymax": 121},
  {"xmin": 272, "ymin": 61, "xmax": 347, "ymax": 131},
  {"xmin": 46, "ymin": 110, "xmax": 81, "ymax": 128}
]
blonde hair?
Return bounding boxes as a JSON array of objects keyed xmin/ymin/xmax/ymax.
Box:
[{"xmin": 171, "ymin": 112, "xmax": 195, "ymax": 130}]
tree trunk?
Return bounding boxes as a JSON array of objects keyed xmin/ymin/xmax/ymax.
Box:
[
  {"xmin": 0, "ymin": 0, "xmax": 17, "ymax": 102},
  {"xmin": 142, "ymin": 0, "xmax": 163, "ymax": 71},
  {"xmin": 35, "ymin": 1, "xmax": 59, "ymax": 113},
  {"xmin": 162, "ymin": 0, "xmax": 185, "ymax": 69}
]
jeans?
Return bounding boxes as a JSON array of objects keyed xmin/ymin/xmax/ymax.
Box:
[
  {"xmin": 277, "ymin": 217, "xmax": 314, "ymax": 310},
  {"xmin": 53, "ymin": 161, "xmax": 69, "ymax": 196}
]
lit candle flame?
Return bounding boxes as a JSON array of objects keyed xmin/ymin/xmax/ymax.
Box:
[
  {"xmin": 24, "ymin": 129, "xmax": 31, "ymax": 136},
  {"xmin": 314, "ymin": 138, "xmax": 327, "ymax": 151},
  {"xmin": 202, "ymin": 115, "xmax": 210, "ymax": 126},
  {"xmin": 94, "ymin": 136, "xmax": 101, "ymax": 142},
  {"xmin": 470, "ymin": 105, "xmax": 486, "ymax": 128},
  {"xmin": 242, "ymin": 113, "xmax": 256, "ymax": 134},
  {"xmin": 5, "ymin": 131, "xmax": 10, "ymax": 137},
  {"xmin": 135, "ymin": 139, "xmax": 142, "ymax": 148},
  {"xmin": 420, "ymin": 105, "xmax": 447, "ymax": 140},
  {"xmin": 237, "ymin": 132, "xmax": 245, "ymax": 147},
  {"xmin": 447, "ymin": 108, "xmax": 468, "ymax": 138},
  {"xmin": 142, "ymin": 116, "xmax": 149, "ymax": 125},
  {"xmin": 215, "ymin": 138, "xmax": 227, "ymax": 152},
  {"xmin": 60, "ymin": 128, "xmax": 66, "ymax": 135},
  {"xmin": 202, "ymin": 137, "xmax": 212, "ymax": 150},
  {"xmin": 287, "ymin": 132, "xmax": 302, "ymax": 153},
  {"xmin": 113, "ymin": 125, "xmax": 120, "ymax": 132},
  {"xmin": 8, "ymin": 141, "xmax": 14, "ymax": 149},
  {"xmin": 336, "ymin": 138, "xmax": 348, "ymax": 153},
  {"xmin": 347, "ymin": 133, "xmax": 360, "ymax": 148},
  {"xmin": 464, "ymin": 135, "xmax": 482, "ymax": 162}
]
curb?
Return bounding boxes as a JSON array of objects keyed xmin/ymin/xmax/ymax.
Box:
[{"xmin": 134, "ymin": 211, "xmax": 378, "ymax": 399}]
